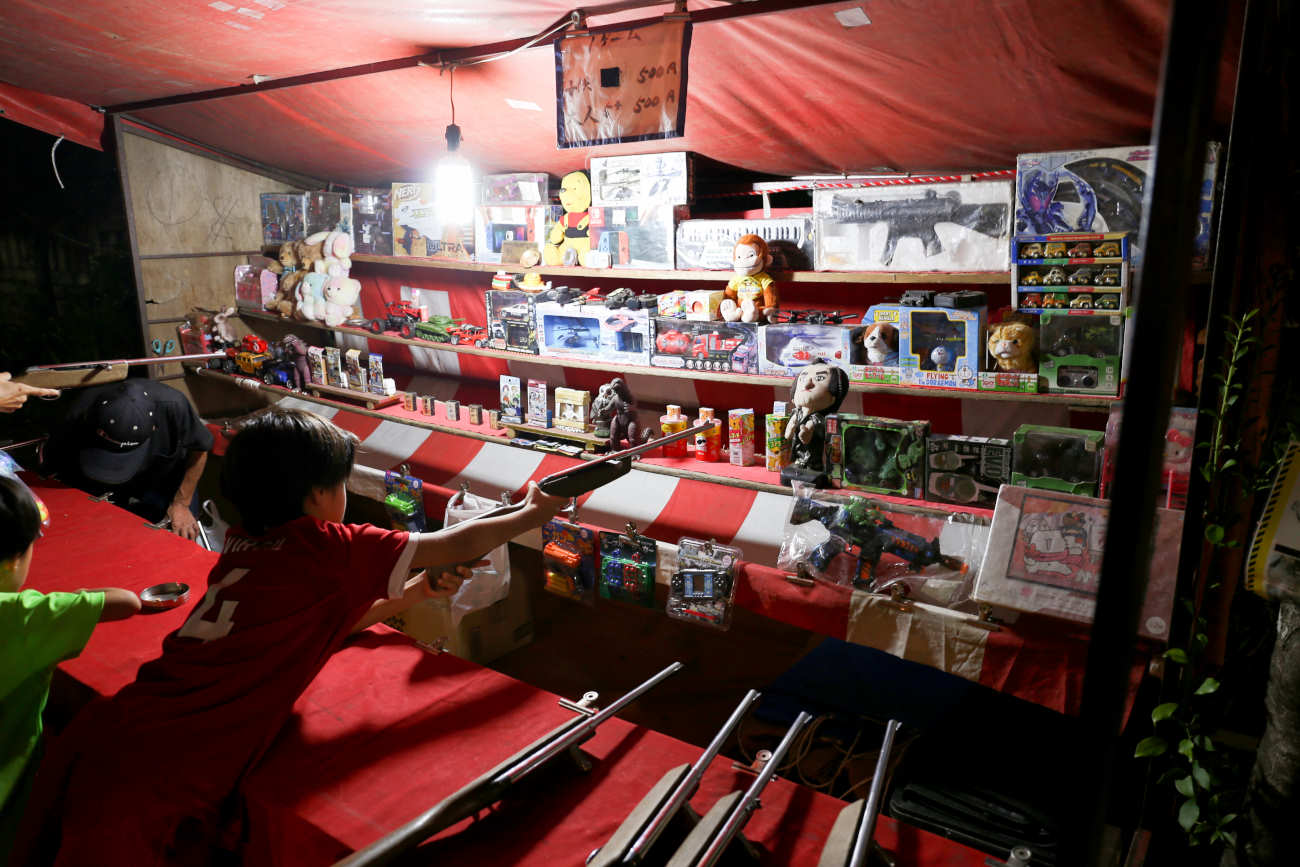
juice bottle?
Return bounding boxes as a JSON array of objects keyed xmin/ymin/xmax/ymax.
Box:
[
  {"xmin": 660, "ymin": 404, "xmax": 689, "ymax": 458},
  {"xmin": 693, "ymin": 407, "xmax": 723, "ymax": 462}
]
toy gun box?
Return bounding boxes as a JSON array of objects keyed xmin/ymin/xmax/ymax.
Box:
[
  {"xmin": 925, "ymin": 434, "xmax": 1012, "ymax": 508},
  {"xmin": 674, "ymin": 217, "xmax": 814, "ymax": 271},
  {"xmin": 590, "ymin": 152, "xmax": 693, "ymax": 207},
  {"xmin": 825, "ymin": 414, "xmax": 929, "ymax": 499}
]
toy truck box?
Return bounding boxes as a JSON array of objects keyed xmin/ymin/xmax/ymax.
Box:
[
  {"xmin": 588, "ymin": 203, "xmax": 688, "ymax": 270},
  {"xmin": 825, "ymin": 414, "xmax": 929, "ymax": 499},
  {"xmin": 350, "ymin": 186, "xmax": 393, "ymax": 255},
  {"xmin": 759, "ymin": 323, "xmax": 853, "ymax": 376},
  {"xmin": 896, "ymin": 305, "xmax": 986, "ymax": 389},
  {"xmin": 924, "ymin": 434, "xmax": 1013, "ymax": 508},
  {"xmin": 484, "ymin": 290, "xmax": 539, "ymax": 354},
  {"xmin": 1038, "ymin": 310, "xmax": 1123, "ymax": 395},
  {"xmin": 650, "ymin": 318, "xmax": 758, "ymax": 374},
  {"xmin": 260, "ymin": 191, "xmax": 352, "ymax": 247},
  {"xmin": 675, "ymin": 217, "xmax": 815, "ymax": 271},
  {"xmin": 1012, "ymin": 424, "xmax": 1104, "ymax": 497},
  {"xmin": 590, "ymin": 152, "xmax": 693, "ymax": 207}
]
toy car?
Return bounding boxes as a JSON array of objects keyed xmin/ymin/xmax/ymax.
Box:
[
  {"xmin": 1043, "ymin": 242, "xmax": 1067, "ymax": 258},
  {"xmin": 1043, "ymin": 267, "xmax": 1068, "ymax": 285},
  {"xmin": 1093, "ymin": 294, "xmax": 1120, "ymax": 310},
  {"xmin": 368, "ymin": 300, "xmax": 422, "ymax": 338},
  {"xmin": 1069, "ymin": 295, "xmax": 1094, "ymax": 309},
  {"xmin": 1096, "ymin": 266, "xmax": 1122, "ymax": 286},
  {"xmin": 655, "ymin": 329, "xmax": 692, "ymax": 355},
  {"xmin": 1066, "ymin": 242, "xmax": 1093, "ymax": 258},
  {"xmin": 1019, "ymin": 242, "xmax": 1043, "ymax": 259},
  {"xmin": 499, "ymin": 303, "xmax": 532, "ymax": 320},
  {"xmin": 1057, "ymin": 367, "xmax": 1099, "ymax": 389},
  {"xmin": 1068, "ymin": 267, "xmax": 1095, "ymax": 285},
  {"xmin": 1094, "ymin": 241, "xmax": 1121, "ymax": 257},
  {"xmin": 1021, "ymin": 270, "xmax": 1043, "ymax": 286},
  {"xmin": 1042, "ymin": 293, "xmax": 1069, "ymax": 308},
  {"xmin": 449, "ymin": 324, "xmax": 485, "ymax": 345},
  {"xmin": 1019, "ymin": 293, "xmax": 1044, "ymax": 308},
  {"xmin": 899, "ymin": 289, "xmax": 936, "ymax": 307}
]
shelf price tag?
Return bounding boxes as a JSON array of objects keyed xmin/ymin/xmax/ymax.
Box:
[{"xmin": 555, "ymin": 19, "xmax": 691, "ymax": 148}]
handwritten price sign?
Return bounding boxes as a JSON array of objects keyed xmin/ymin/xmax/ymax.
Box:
[{"xmin": 555, "ymin": 19, "xmax": 692, "ymax": 149}]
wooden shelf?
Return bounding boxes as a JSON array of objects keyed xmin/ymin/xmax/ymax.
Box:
[
  {"xmin": 240, "ymin": 310, "xmax": 1119, "ymax": 410},
  {"xmin": 352, "ymin": 253, "xmax": 1009, "ymax": 285},
  {"xmin": 304, "ymin": 381, "xmax": 400, "ymax": 409}
]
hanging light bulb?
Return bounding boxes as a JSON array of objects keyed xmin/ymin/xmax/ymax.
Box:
[{"xmin": 435, "ymin": 66, "xmax": 474, "ymax": 227}]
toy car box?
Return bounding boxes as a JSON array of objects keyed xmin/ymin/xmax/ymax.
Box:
[
  {"xmin": 825, "ymin": 414, "xmax": 929, "ymax": 499},
  {"xmin": 897, "ymin": 305, "xmax": 986, "ymax": 389},
  {"xmin": 391, "ymin": 182, "xmax": 473, "ymax": 259},
  {"xmin": 813, "ymin": 180, "xmax": 1013, "ymax": 272},
  {"xmin": 484, "ymin": 290, "xmax": 539, "ymax": 354},
  {"xmin": 973, "ymin": 485, "xmax": 1182, "ymax": 641},
  {"xmin": 650, "ymin": 318, "xmax": 758, "ymax": 374},
  {"xmin": 1012, "ymin": 424, "xmax": 1104, "ymax": 497},
  {"xmin": 590, "ymin": 152, "xmax": 692, "ymax": 207},
  {"xmin": 1038, "ymin": 310, "xmax": 1123, "ymax": 395},
  {"xmin": 588, "ymin": 203, "xmax": 687, "ymax": 270},
  {"xmin": 848, "ymin": 305, "xmax": 903, "ymax": 385},
  {"xmin": 675, "ymin": 217, "xmax": 815, "ymax": 271},
  {"xmin": 758, "ymin": 323, "xmax": 853, "ymax": 376},
  {"xmin": 1013, "ymin": 232, "xmax": 1128, "ymax": 313},
  {"xmin": 350, "ymin": 186, "xmax": 393, "ymax": 255},
  {"xmin": 924, "ymin": 434, "xmax": 1013, "ymax": 508},
  {"xmin": 260, "ymin": 191, "xmax": 352, "ymax": 247}
]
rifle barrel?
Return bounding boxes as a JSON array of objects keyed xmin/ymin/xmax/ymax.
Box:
[
  {"xmin": 25, "ymin": 352, "xmax": 224, "ymax": 371},
  {"xmin": 695, "ymin": 711, "xmax": 813, "ymax": 867},
  {"xmin": 625, "ymin": 689, "xmax": 761, "ymax": 864},
  {"xmin": 848, "ymin": 719, "xmax": 900, "ymax": 867}
]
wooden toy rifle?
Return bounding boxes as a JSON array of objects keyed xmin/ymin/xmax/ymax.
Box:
[
  {"xmin": 588, "ymin": 689, "xmax": 761, "ymax": 866},
  {"xmin": 817, "ymin": 719, "xmax": 902, "ymax": 867},
  {"xmin": 17, "ymin": 353, "xmax": 225, "ymax": 390},
  {"xmin": 334, "ymin": 662, "xmax": 683, "ymax": 867},
  {"xmin": 665, "ymin": 711, "xmax": 814, "ymax": 867}
]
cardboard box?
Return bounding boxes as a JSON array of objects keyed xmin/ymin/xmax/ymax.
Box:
[
  {"xmin": 590, "ymin": 152, "xmax": 692, "ymax": 207},
  {"xmin": 598, "ymin": 308, "xmax": 652, "ymax": 366},
  {"xmin": 484, "ymin": 290, "xmax": 539, "ymax": 354},
  {"xmin": 826, "ymin": 414, "xmax": 929, "ymax": 498},
  {"xmin": 481, "ymin": 172, "xmax": 550, "ymax": 206},
  {"xmin": 897, "ymin": 306, "xmax": 986, "ymax": 389},
  {"xmin": 759, "ymin": 323, "xmax": 853, "ymax": 376},
  {"xmin": 1013, "ymin": 232, "xmax": 1128, "ymax": 314},
  {"xmin": 650, "ymin": 318, "xmax": 759, "ymax": 373},
  {"xmin": 675, "ymin": 217, "xmax": 815, "ymax": 271},
  {"xmin": 474, "ymin": 205, "xmax": 548, "ymax": 264},
  {"xmin": 1012, "ymin": 425, "xmax": 1104, "ymax": 497},
  {"xmin": 234, "ymin": 265, "xmax": 279, "ymax": 310},
  {"xmin": 260, "ymin": 191, "xmax": 352, "ymax": 247},
  {"xmin": 499, "ymin": 375, "xmax": 522, "ymax": 423},
  {"xmin": 535, "ymin": 301, "xmax": 605, "ymax": 361},
  {"xmin": 924, "ymin": 434, "xmax": 1013, "ymax": 507},
  {"xmin": 588, "ymin": 203, "xmax": 686, "ymax": 270},
  {"xmin": 554, "ymin": 387, "xmax": 592, "ymax": 433},
  {"xmin": 1038, "ymin": 310, "xmax": 1123, "ymax": 395},
  {"xmin": 391, "ymin": 182, "xmax": 473, "ymax": 259},
  {"xmin": 350, "ymin": 187, "xmax": 393, "ymax": 255}
]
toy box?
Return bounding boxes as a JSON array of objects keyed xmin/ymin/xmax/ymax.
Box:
[
  {"xmin": 554, "ymin": 387, "xmax": 592, "ymax": 433},
  {"xmin": 526, "ymin": 379, "xmax": 549, "ymax": 427},
  {"xmin": 675, "ymin": 217, "xmax": 815, "ymax": 271},
  {"xmin": 977, "ymin": 370, "xmax": 1039, "ymax": 394},
  {"xmin": 896, "ymin": 306, "xmax": 986, "ymax": 389},
  {"xmin": 322, "ymin": 347, "xmax": 345, "ymax": 389},
  {"xmin": 350, "ymin": 187, "xmax": 393, "ymax": 255},
  {"xmin": 481, "ymin": 172, "xmax": 550, "ymax": 206},
  {"xmin": 234, "ymin": 265, "xmax": 279, "ymax": 310},
  {"xmin": 343, "ymin": 348, "xmax": 365, "ymax": 391},
  {"xmin": 598, "ymin": 530, "xmax": 659, "ymax": 608},
  {"xmin": 588, "ymin": 203, "xmax": 687, "ymax": 270},
  {"xmin": 1013, "ymin": 232, "xmax": 1128, "ymax": 313},
  {"xmin": 260, "ymin": 191, "xmax": 352, "ymax": 246},
  {"xmin": 650, "ymin": 318, "xmax": 759, "ymax": 374},
  {"xmin": 484, "ymin": 290, "xmax": 539, "ymax": 354},
  {"xmin": 598, "ymin": 307, "xmax": 651, "ymax": 366},
  {"xmin": 1038, "ymin": 310, "xmax": 1123, "ymax": 395},
  {"xmin": 813, "ymin": 180, "xmax": 1012, "ymax": 272},
  {"xmin": 1012, "ymin": 425, "xmax": 1104, "ymax": 497},
  {"xmin": 825, "ymin": 414, "xmax": 929, "ymax": 498},
  {"xmin": 391, "ymin": 182, "xmax": 473, "ymax": 259},
  {"xmin": 590, "ymin": 152, "xmax": 692, "ymax": 207},
  {"xmin": 848, "ymin": 306, "xmax": 903, "ymax": 385},
  {"xmin": 1101, "ymin": 405, "xmax": 1196, "ymax": 509},
  {"xmin": 759, "ymin": 323, "xmax": 853, "ymax": 376},
  {"xmin": 542, "ymin": 519, "xmax": 597, "ymax": 604},
  {"xmin": 535, "ymin": 301, "xmax": 605, "ymax": 361},
  {"xmin": 499, "ymin": 375, "xmax": 522, "ymax": 423},
  {"xmin": 306, "ymin": 346, "xmax": 326, "ymax": 385},
  {"xmin": 683, "ymin": 290, "xmax": 723, "ymax": 321},
  {"xmin": 973, "ymin": 485, "xmax": 1182, "ymax": 640},
  {"xmin": 924, "ymin": 434, "xmax": 1013, "ymax": 507},
  {"xmin": 474, "ymin": 205, "xmax": 548, "ymax": 264}
]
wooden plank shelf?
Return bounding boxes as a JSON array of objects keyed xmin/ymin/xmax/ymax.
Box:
[
  {"xmin": 305, "ymin": 381, "xmax": 400, "ymax": 409},
  {"xmin": 351, "ymin": 253, "xmax": 1009, "ymax": 285},
  {"xmin": 240, "ymin": 310, "xmax": 1119, "ymax": 410}
]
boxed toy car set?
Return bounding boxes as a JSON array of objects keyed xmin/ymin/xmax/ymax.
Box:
[
  {"xmin": 484, "ymin": 290, "xmax": 539, "ymax": 354},
  {"xmin": 1038, "ymin": 310, "xmax": 1123, "ymax": 395},
  {"xmin": 675, "ymin": 217, "xmax": 815, "ymax": 271},
  {"xmin": 1012, "ymin": 424, "xmax": 1104, "ymax": 497},
  {"xmin": 924, "ymin": 434, "xmax": 1013, "ymax": 507},
  {"xmin": 650, "ymin": 318, "xmax": 758, "ymax": 373},
  {"xmin": 1013, "ymin": 232, "xmax": 1128, "ymax": 313},
  {"xmin": 825, "ymin": 414, "xmax": 929, "ymax": 499},
  {"xmin": 759, "ymin": 323, "xmax": 853, "ymax": 376}
]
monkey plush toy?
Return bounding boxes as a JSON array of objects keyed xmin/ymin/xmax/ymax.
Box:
[{"xmin": 720, "ymin": 234, "xmax": 778, "ymax": 324}]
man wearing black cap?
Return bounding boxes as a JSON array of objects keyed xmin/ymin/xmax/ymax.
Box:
[{"xmin": 40, "ymin": 379, "xmax": 213, "ymax": 540}]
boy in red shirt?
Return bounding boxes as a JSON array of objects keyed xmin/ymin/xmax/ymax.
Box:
[{"xmin": 30, "ymin": 408, "xmax": 567, "ymax": 865}]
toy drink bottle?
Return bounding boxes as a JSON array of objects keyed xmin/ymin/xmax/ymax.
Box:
[
  {"xmin": 660, "ymin": 404, "xmax": 689, "ymax": 458},
  {"xmin": 693, "ymin": 407, "xmax": 723, "ymax": 462}
]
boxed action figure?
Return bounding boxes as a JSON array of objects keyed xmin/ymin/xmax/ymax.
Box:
[
  {"xmin": 973, "ymin": 485, "xmax": 1182, "ymax": 640},
  {"xmin": 343, "ymin": 348, "xmax": 365, "ymax": 391},
  {"xmin": 925, "ymin": 434, "xmax": 1013, "ymax": 507},
  {"xmin": 825, "ymin": 414, "xmax": 929, "ymax": 499},
  {"xmin": 306, "ymin": 346, "xmax": 327, "ymax": 385},
  {"xmin": 650, "ymin": 318, "xmax": 758, "ymax": 374},
  {"xmin": 526, "ymin": 379, "xmax": 549, "ymax": 427},
  {"xmin": 322, "ymin": 347, "xmax": 346, "ymax": 389},
  {"xmin": 260, "ymin": 191, "xmax": 352, "ymax": 247},
  {"xmin": 588, "ymin": 203, "xmax": 687, "ymax": 270},
  {"xmin": 554, "ymin": 387, "xmax": 592, "ymax": 433},
  {"xmin": 897, "ymin": 306, "xmax": 986, "ymax": 389},
  {"xmin": 675, "ymin": 217, "xmax": 815, "ymax": 271},
  {"xmin": 350, "ymin": 187, "xmax": 393, "ymax": 255},
  {"xmin": 484, "ymin": 290, "xmax": 539, "ymax": 354},
  {"xmin": 590, "ymin": 152, "xmax": 692, "ymax": 207},
  {"xmin": 367, "ymin": 353, "xmax": 386, "ymax": 395},
  {"xmin": 1038, "ymin": 310, "xmax": 1123, "ymax": 395},
  {"xmin": 813, "ymin": 180, "xmax": 1012, "ymax": 272},
  {"xmin": 759, "ymin": 323, "xmax": 853, "ymax": 376},
  {"xmin": 1012, "ymin": 424, "xmax": 1104, "ymax": 497}
]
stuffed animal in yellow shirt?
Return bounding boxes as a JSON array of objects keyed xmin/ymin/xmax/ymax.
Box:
[{"xmin": 720, "ymin": 234, "xmax": 778, "ymax": 324}]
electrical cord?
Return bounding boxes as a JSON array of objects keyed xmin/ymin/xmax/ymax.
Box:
[{"xmin": 51, "ymin": 135, "xmax": 65, "ymax": 189}]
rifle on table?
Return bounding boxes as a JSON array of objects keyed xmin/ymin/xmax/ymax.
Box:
[
  {"xmin": 665, "ymin": 711, "xmax": 814, "ymax": 867},
  {"xmin": 334, "ymin": 662, "xmax": 683, "ymax": 867},
  {"xmin": 817, "ymin": 719, "xmax": 902, "ymax": 867},
  {"xmin": 17, "ymin": 353, "xmax": 225, "ymax": 390},
  {"xmin": 588, "ymin": 689, "xmax": 761, "ymax": 866}
]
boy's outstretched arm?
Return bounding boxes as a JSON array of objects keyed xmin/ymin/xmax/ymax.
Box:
[
  {"xmin": 83, "ymin": 588, "xmax": 142, "ymax": 621},
  {"xmin": 350, "ymin": 563, "xmax": 484, "ymax": 634},
  {"xmin": 410, "ymin": 482, "xmax": 568, "ymax": 573}
]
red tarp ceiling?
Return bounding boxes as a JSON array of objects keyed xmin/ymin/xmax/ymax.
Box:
[{"xmin": 0, "ymin": 0, "xmax": 1239, "ymax": 186}]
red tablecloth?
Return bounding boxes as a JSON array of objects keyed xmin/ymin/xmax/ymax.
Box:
[{"xmin": 24, "ymin": 477, "xmax": 989, "ymax": 866}]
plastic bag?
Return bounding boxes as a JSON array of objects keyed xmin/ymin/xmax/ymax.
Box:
[{"xmin": 443, "ymin": 490, "xmax": 512, "ymax": 626}]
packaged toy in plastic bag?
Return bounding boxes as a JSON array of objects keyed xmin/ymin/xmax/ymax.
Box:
[
  {"xmin": 443, "ymin": 489, "xmax": 512, "ymax": 626},
  {"xmin": 384, "ymin": 469, "xmax": 427, "ymax": 532},
  {"xmin": 542, "ymin": 519, "xmax": 597, "ymax": 605},
  {"xmin": 598, "ymin": 526, "xmax": 658, "ymax": 607},
  {"xmin": 667, "ymin": 537, "xmax": 741, "ymax": 630}
]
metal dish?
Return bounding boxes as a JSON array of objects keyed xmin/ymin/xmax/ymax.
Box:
[{"xmin": 140, "ymin": 582, "xmax": 191, "ymax": 610}]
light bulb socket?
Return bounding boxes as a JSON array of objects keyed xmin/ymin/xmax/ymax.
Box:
[{"xmin": 445, "ymin": 123, "xmax": 462, "ymax": 153}]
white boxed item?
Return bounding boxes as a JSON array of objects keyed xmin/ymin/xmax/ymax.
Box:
[
  {"xmin": 588, "ymin": 203, "xmax": 686, "ymax": 270},
  {"xmin": 758, "ymin": 323, "xmax": 853, "ymax": 376},
  {"xmin": 590, "ymin": 152, "xmax": 692, "ymax": 207},
  {"xmin": 474, "ymin": 205, "xmax": 547, "ymax": 264},
  {"xmin": 675, "ymin": 217, "xmax": 815, "ymax": 271}
]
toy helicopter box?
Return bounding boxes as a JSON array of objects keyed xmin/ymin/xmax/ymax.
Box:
[
  {"xmin": 1012, "ymin": 424, "xmax": 1104, "ymax": 497},
  {"xmin": 650, "ymin": 318, "xmax": 758, "ymax": 374},
  {"xmin": 848, "ymin": 305, "xmax": 903, "ymax": 385},
  {"xmin": 588, "ymin": 203, "xmax": 687, "ymax": 270},
  {"xmin": 590, "ymin": 152, "xmax": 692, "ymax": 207},
  {"xmin": 973, "ymin": 485, "xmax": 1182, "ymax": 640},
  {"xmin": 813, "ymin": 180, "xmax": 1013, "ymax": 272},
  {"xmin": 350, "ymin": 186, "xmax": 393, "ymax": 255},
  {"xmin": 391, "ymin": 182, "xmax": 473, "ymax": 260},
  {"xmin": 1038, "ymin": 310, "xmax": 1123, "ymax": 395},
  {"xmin": 825, "ymin": 414, "xmax": 929, "ymax": 499},
  {"xmin": 484, "ymin": 290, "xmax": 538, "ymax": 354},
  {"xmin": 924, "ymin": 434, "xmax": 1013, "ymax": 508},
  {"xmin": 758, "ymin": 323, "xmax": 853, "ymax": 376},
  {"xmin": 535, "ymin": 301, "xmax": 607, "ymax": 363},
  {"xmin": 597, "ymin": 307, "xmax": 652, "ymax": 366},
  {"xmin": 474, "ymin": 205, "xmax": 548, "ymax": 264},
  {"xmin": 896, "ymin": 306, "xmax": 986, "ymax": 389},
  {"xmin": 675, "ymin": 217, "xmax": 815, "ymax": 271}
]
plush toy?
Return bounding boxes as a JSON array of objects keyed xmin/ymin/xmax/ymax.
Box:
[
  {"xmin": 781, "ymin": 360, "xmax": 851, "ymax": 487},
  {"xmin": 987, "ymin": 321, "xmax": 1037, "ymax": 372},
  {"xmin": 861, "ymin": 323, "xmax": 899, "ymax": 365},
  {"xmin": 266, "ymin": 244, "xmax": 304, "ymax": 318},
  {"xmin": 211, "ymin": 306, "xmax": 238, "ymax": 347},
  {"xmin": 720, "ymin": 234, "xmax": 777, "ymax": 324},
  {"xmin": 295, "ymin": 272, "xmax": 328, "ymax": 322},
  {"xmin": 308, "ymin": 230, "xmax": 354, "ymax": 276},
  {"xmin": 544, "ymin": 171, "xmax": 591, "ymax": 266},
  {"xmin": 321, "ymin": 275, "xmax": 362, "ymax": 327}
]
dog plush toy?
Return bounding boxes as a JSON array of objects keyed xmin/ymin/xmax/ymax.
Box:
[
  {"xmin": 861, "ymin": 323, "xmax": 899, "ymax": 365},
  {"xmin": 987, "ymin": 321, "xmax": 1037, "ymax": 372}
]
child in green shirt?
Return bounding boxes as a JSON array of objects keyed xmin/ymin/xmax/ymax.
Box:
[{"xmin": 0, "ymin": 475, "xmax": 142, "ymax": 858}]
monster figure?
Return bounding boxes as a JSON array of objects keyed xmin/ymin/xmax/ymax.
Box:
[
  {"xmin": 279, "ymin": 334, "xmax": 311, "ymax": 391},
  {"xmin": 1016, "ymin": 167, "xmax": 1099, "ymax": 234},
  {"xmin": 590, "ymin": 378, "xmax": 651, "ymax": 450}
]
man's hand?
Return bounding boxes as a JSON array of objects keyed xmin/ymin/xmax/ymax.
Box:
[
  {"xmin": 0, "ymin": 372, "xmax": 59, "ymax": 412},
  {"xmin": 167, "ymin": 501, "xmax": 200, "ymax": 540}
]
